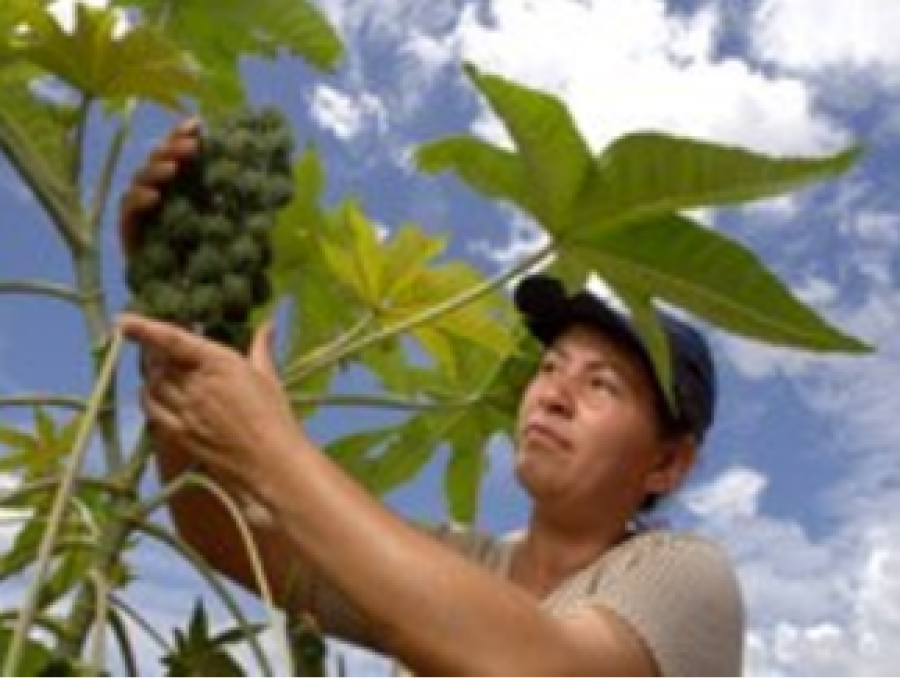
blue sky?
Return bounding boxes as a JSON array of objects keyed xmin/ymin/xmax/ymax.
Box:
[{"xmin": 2, "ymin": 0, "xmax": 900, "ymax": 675}]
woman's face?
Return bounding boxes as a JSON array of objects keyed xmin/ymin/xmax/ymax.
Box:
[{"xmin": 515, "ymin": 324, "xmax": 681, "ymax": 522}]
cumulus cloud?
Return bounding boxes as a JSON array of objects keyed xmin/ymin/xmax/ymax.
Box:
[
  {"xmin": 454, "ymin": 0, "xmax": 847, "ymax": 155},
  {"xmin": 309, "ymin": 85, "xmax": 387, "ymax": 141},
  {"xmin": 754, "ymin": 0, "xmax": 900, "ymax": 81}
]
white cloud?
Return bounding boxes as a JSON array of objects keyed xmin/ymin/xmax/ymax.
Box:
[
  {"xmin": 755, "ymin": 0, "xmax": 900, "ymax": 81},
  {"xmin": 454, "ymin": 0, "xmax": 847, "ymax": 156},
  {"xmin": 308, "ymin": 85, "xmax": 387, "ymax": 141},
  {"xmin": 684, "ymin": 466, "xmax": 767, "ymax": 520}
]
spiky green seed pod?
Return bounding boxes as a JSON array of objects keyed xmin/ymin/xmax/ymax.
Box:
[{"xmin": 125, "ymin": 104, "xmax": 295, "ymax": 349}]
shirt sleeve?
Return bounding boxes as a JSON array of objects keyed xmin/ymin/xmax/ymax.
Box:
[{"xmin": 575, "ymin": 532, "xmax": 745, "ymax": 677}]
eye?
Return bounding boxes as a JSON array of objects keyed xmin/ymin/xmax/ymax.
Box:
[
  {"xmin": 539, "ymin": 355, "xmax": 558, "ymax": 374},
  {"xmin": 588, "ymin": 371, "xmax": 621, "ymax": 396}
]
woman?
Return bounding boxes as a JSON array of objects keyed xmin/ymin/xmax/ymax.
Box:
[{"xmin": 118, "ymin": 120, "xmax": 744, "ymax": 676}]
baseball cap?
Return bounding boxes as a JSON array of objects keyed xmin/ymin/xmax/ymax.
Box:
[{"xmin": 513, "ymin": 274, "xmax": 717, "ymax": 440}]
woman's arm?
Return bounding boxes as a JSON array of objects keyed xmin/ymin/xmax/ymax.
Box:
[{"xmin": 121, "ymin": 315, "xmax": 660, "ymax": 676}]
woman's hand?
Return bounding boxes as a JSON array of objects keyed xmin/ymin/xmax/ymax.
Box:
[
  {"xmin": 120, "ymin": 312, "xmax": 303, "ymax": 496},
  {"xmin": 119, "ymin": 118, "xmax": 201, "ymax": 257}
]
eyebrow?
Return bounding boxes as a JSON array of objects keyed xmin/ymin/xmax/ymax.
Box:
[{"xmin": 545, "ymin": 345, "xmax": 628, "ymax": 375}]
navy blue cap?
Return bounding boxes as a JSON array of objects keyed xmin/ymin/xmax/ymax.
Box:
[{"xmin": 514, "ymin": 275, "xmax": 717, "ymax": 440}]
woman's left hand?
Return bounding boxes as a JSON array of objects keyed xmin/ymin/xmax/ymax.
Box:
[{"xmin": 118, "ymin": 313, "xmax": 302, "ymax": 494}]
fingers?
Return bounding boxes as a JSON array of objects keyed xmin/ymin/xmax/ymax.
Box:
[
  {"xmin": 119, "ymin": 118, "xmax": 202, "ymax": 256},
  {"xmin": 249, "ymin": 317, "xmax": 279, "ymax": 379},
  {"xmin": 118, "ymin": 313, "xmax": 221, "ymax": 367}
]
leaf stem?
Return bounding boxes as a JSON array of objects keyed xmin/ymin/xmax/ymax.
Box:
[
  {"xmin": 0, "ymin": 279, "xmax": 86, "ymax": 306},
  {"xmin": 285, "ymin": 244, "xmax": 553, "ymax": 387},
  {"xmin": 1, "ymin": 330, "xmax": 122, "ymax": 677}
]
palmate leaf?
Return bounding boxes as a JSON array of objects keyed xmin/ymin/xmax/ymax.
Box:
[
  {"xmin": 11, "ymin": 3, "xmax": 200, "ymax": 108},
  {"xmin": 416, "ymin": 136, "xmax": 528, "ymax": 210},
  {"xmin": 117, "ymin": 0, "xmax": 341, "ymax": 109},
  {"xmin": 328, "ymin": 336, "xmax": 535, "ymax": 522},
  {"xmin": 0, "ymin": 408, "xmax": 81, "ymax": 479},
  {"xmin": 417, "ymin": 63, "xmax": 593, "ymax": 231},
  {"xmin": 567, "ymin": 132, "xmax": 861, "ymax": 235},
  {"xmin": 306, "ymin": 202, "xmax": 515, "ymax": 382},
  {"xmin": 554, "ymin": 213, "xmax": 870, "ymax": 366}
]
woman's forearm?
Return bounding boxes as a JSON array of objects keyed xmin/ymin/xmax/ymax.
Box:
[{"xmin": 255, "ymin": 432, "xmax": 580, "ymax": 676}]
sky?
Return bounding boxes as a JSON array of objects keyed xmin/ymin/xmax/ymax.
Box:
[{"xmin": 2, "ymin": 0, "xmax": 900, "ymax": 676}]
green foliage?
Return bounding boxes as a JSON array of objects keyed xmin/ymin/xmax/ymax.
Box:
[
  {"xmin": 0, "ymin": 1, "xmax": 874, "ymax": 675},
  {"xmin": 114, "ymin": 0, "xmax": 342, "ymax": 110},
  {"xmin": 161, "ymin": 601, "xmax": 262, "ymax": 676},
  {"xmin": 126, "ymin": 105, "xmax": 295, "ymax": 349},
  {"xmin": 417, "ymin": 62, "xmax": 871, "ymax": 403}
]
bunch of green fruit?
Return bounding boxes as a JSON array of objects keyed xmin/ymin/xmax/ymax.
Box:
[{"xmin": 126, "ymin": 106, "xmax": 295, "ymax": 349}]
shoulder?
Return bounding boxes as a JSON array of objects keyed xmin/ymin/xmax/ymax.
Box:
[
  {"xmin": 605, "ymin": 529, "xmax": 738, "ymax": 579},
  {"xmin": 578, "ymin": 530, "xmax": 745, "ymax": 676}
]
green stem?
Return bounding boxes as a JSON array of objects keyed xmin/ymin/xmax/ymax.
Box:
[
  {"xmin": 0, "ymin": 279, "xmax": 86, "ymax": 306},
  {"xmin": 89, "ymin": 111, "xmax": 132, "ymax": 237},
  {"xmin": 135, "ymin": 520, "xmax": 275, "ymax": 676},
  {"xmin": 290, "ymin": 392, "xmax": 479, "ymax": 412},
  {"xmin": 109, "ymin": 593, "xmax": 171, "ymax": 655},
  {"xmin": 2, "ymin": 331, "xmax": 122, "ymax": 677},
  {"xmin": 0, "ymin": 611, "xmax": 67, "ymax": 641},
  {"xmin": 106, "ymin": 607, "xmax": 140, "ymax": 677},
  {"xmin": 285, "ymin": 245, "xmax": 553, "ymax": 388},
  {"xmin": 73, "ymin": 245, "xmax": 123, "ymax": 472},
  {"xmin": 71, "ymin": 95, "xmax": 92, "ymax": 191},
  {"xmin": 54, "ymin": 430, "xmax": 153, "ymax": 659},
  {"xmin": 0, "ymin": 116, "xmax": 88, "ymax": 253},
  {"xmin": 87, "ymin": 570, "xmax": 110, "ymax": 673},
  {"xmin": 0, "ymin": 394, "xmax": 93, "ymax": 411}
]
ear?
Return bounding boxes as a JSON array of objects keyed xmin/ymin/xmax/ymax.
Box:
[{"xmin": 644, "ymin": 435, "xmax": 698, "ymax": 498}]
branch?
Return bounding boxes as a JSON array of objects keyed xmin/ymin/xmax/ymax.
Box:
[
  {"xmin": 0, "ymin": 116, "xmax": 87, "ymax": 253},
  {"xmin": 0, "ymin": 279, "xmax": 86, "ymax": 306},
  {"xmin": 290, "ymin": 392, "xmax": 478, "ymax": 412},
  {"xmin": 108, "ymin": 593, "xmax": 171, "ymax": 655},
  {"xmin": 106, "ymin": 606, "xmax": 140, "ymax": 677},
  {"xmin": 2, "ymin": 330, "xmax": 122, "ymax": 677},
  {"xmin": 285, "ymin": 244, "xmax": 554, "ymax": 386},
  {"xmin": 0, "ymin": 394, "xmax": 112, "ymax": 413},
  {"xmin": 89, "ymin": 109, "xmax": 133, "ymax": 237}
]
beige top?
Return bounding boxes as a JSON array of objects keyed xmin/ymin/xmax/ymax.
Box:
[
  {"xmin": 428, "ymin": 523, "xmax": 745, "ymax": 677},
  {"xmin": 312, "ymin": 524, "xmax": 745, "ymax": 676}
]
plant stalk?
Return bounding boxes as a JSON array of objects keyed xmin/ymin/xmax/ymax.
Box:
[
  {"xmin": 286, "ymin": 244, "xmax": 553, "ymax": 387},
  {"xmin": 0, "ymin": 280, "xmax": 86, "ymax": 306},
  {"xmin": 2, "ymin": 331, "xmax": 122, "ymax": 677}
]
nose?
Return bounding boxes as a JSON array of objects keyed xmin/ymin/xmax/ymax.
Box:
[{"xmin": 537, "ymin": 370, "xmax": 575, "ymax": 417}]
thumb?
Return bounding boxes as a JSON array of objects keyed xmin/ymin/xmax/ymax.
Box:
[{"xmin": 249, "ymin": 317, "xmax": 279, "ymax": 378}]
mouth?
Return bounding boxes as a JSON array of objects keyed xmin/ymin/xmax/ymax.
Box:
[{"xmin": 521, "ymin": 422, "xmax": 570, "ymax": 451}]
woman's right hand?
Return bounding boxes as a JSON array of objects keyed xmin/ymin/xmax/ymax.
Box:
[{"xmin": 119, "ymin": 118, "xmax": 202, "ymax": 257}]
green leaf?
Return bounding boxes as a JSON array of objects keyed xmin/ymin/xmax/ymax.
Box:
[
  {"xmin": 0, "ymin": 410, "xmax": 82, "ymax": 479},
  {"xmin": 326, "ymin": 337, "xmax": 536, "ymax": 520},
  {"xmin": 162, "ymin": 600, "xmax": 255, "ymax": 676},
  {"xmin": 564, "ymin": 213, "xmax": 871, "ymax": 353},
  {"xmin": 0, "ymin": 69, "xmax": 83, "ymax": 243},
  {"xmin": 444, "ymin": 432, "xmax": 488, "ymax": 524},
  {"xmin": 415, "ymin": 135, "xmax": 529, "ymax": 211},
  {"xmin": 0, "ymin": 628, "xmax": 55, "ymax": 677},
  {"xmin": 568, "ymin": 132, "xmax": 861, "ymax": 234},
  {"xmin": 298, "ymin": 203, "xmax": 515, "ymax": 383},
  {"xmin": 118, "ymin": 0, "xmax": 342, "ymax": 109},
  {"xmin": 463, "ymin": 64, "xmax": 593, "ymax": 230},
  {"xmin": 13, "ymin": 4, "xmax": 200, "ymax": 108},
  {"xmin": 614, "ymin": 288, "xmax": 675, "ymax": 410}
]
